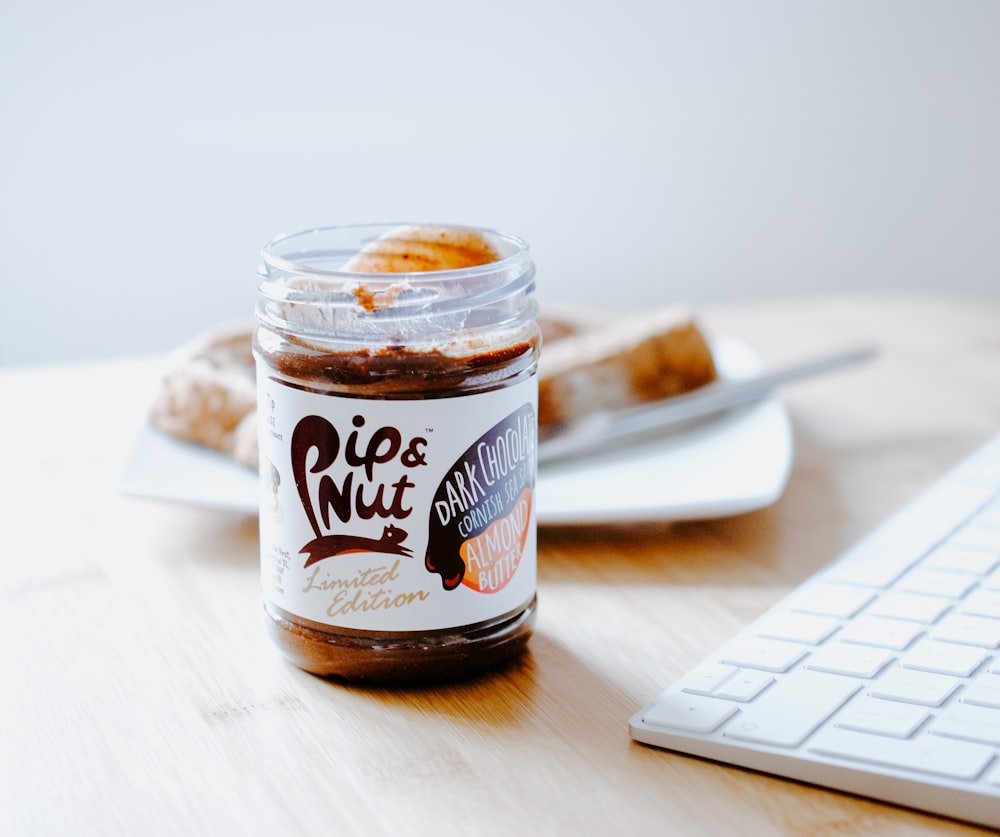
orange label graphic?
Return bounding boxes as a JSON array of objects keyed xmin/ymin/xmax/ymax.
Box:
[{"xmin": 459, "ymin": 489, "xmax": 533, "ymax": 592}]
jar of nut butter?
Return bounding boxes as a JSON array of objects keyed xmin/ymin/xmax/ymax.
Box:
[{"xmin": 254, "ymin": 223, "xmax": 539, "ymax": 682}]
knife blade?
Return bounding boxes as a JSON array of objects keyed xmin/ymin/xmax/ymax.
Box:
[{"xmin": 537, "ymin": 343, "xmax": 878, "ymax": 466}]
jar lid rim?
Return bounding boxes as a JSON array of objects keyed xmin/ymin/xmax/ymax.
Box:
[{"xmin": 260, "ymin": 223, "xmax": 532, "ymax": 283}]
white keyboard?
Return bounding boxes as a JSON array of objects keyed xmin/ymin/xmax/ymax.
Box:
[{"xmin": 630, "ymin": 434, "xmax": 1000, "ymax": 831}]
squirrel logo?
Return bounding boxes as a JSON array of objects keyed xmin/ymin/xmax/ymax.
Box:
[{"xmin": 301, "ymin": 524, "xmax": 413, "ymax": 568}]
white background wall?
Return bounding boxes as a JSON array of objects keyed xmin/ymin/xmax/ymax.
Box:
[{"xmin": 2, "ymin": 0, "xmax": 998, "ymax": 366}]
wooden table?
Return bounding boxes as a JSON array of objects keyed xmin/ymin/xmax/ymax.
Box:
[{"xmin": 3, "ymin": 294, "xmax": 998, "ymax": 836}]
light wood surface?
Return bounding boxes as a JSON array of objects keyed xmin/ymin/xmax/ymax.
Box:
[{"xmin": 2, "ymin": 294, "xmax": 998, "ymax": 836}]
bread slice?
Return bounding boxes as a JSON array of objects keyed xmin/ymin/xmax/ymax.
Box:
[
  {"xmin": 342, "ymin": 224, "xmax": 501, "ymax": 273},
  {"xmin": 147, "ymin": 323, "xmax": 258, "ymax": 468},
  {"xmin": 149, "ymin": 306, "xmax": 717, "ymax": 468},
  {"xmin": 537, "ymin": 305, "xmax": 717, "ymax": 427}
]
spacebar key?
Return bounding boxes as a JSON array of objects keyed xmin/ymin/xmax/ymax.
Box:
[{"xmin": 722, "ymin": 670, "xmax": 859, "ymax": 747}]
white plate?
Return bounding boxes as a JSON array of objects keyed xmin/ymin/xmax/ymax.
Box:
[{"xmin": 121, "ymin": 337, "xmax": 793, "ymax": 524}]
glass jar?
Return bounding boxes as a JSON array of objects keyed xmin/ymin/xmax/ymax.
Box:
[{"xmin": 254, "ymin": 224, "xmax": 540, "ymax": 683}]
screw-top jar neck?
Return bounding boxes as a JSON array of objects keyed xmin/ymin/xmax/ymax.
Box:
[{"xmin": 256, "ymin": 223, "xmax": 537, "ymax": 348}]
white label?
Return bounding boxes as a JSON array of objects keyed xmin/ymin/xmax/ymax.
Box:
[{"xmin": 257, "ymin": 370, "xmax": 537, "ymax": 631}]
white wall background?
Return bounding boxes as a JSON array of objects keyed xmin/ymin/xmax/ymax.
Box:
[{"xmin": 2, "ymin": 0, "xmax": 998, "ymax": 366}]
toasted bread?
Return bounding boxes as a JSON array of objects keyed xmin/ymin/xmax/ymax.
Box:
[
  {"xmin": 147, "ymin": 323, "xmax": 258, "ymax": 468},
  {"xmin": 342, "ymin": 224, "xmax": 500, "ymax": 273},
  {"xmin": 537, "ymin": 305, "xmax": 717, "ymax": 427}
]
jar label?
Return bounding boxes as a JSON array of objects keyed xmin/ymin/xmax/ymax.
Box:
[{"xmin": 257, "ymin": 372, "xmax": 537, "ymax": 631}]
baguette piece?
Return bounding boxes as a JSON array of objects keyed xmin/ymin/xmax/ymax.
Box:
[
  {"xmin": 342, "ymin": 224, "xmax": 500, "ymax": 273},
  {"xmin": 537, "ymin": 305, "xmax": 717, "ymax": 427},
  {"xmin": 147, "ymin": 323, "xmax": 258, "ymax": 468},
  {"xmin": 149, "ymin": 306, "xmax": 717, "ymax": 468}
]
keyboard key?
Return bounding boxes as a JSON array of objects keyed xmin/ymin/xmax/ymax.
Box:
[
  {"xmin": 722, "ymin": 670, "xmax": 859, "ymax": 747},
  {"xmin": 680, "ymin": 662, "xmax": 739, "ymax": 696},
  {"xmin": 869, "ymin": 668, "xmax": 960, "ymax": 706},
  {"xmin": 962, "ymin": 673, "xmax": 1000, "ymax": 709},
  {"xmin": 922, "ymin": 542, "xmax": 998, "ymax": 574},
  {"xmin": 900, "ymin": 639, "xmax": 987, "ymax": 677},
  {"xmin": 837, "ymin": 616, "xmax": 923, "ymax": 650},
  {"xmin": 809, "ymin": 727, "xmax": 994, "ymax": 781},
  {"xmin": 931, "ymin": 613, "xmax": 1000, "ymax": 649},
  {"xmin": 932, "ymin": 703, "xmax": 1000, "ymax": 746},
  {"xmin": 719, "ymin": 638, "xmax": 807, "ymax": 673},
  {"xmin": 835, "ymin": 696, "xmax": 928, "ymax": 738},
  {"xmin": 804, "ymin": 642, "xmax": 894, "ymax": 678},
  {"xmin": 642, "ymin": 692, "xmax": 738, "ymax": 734},
  {"xmin": 949, "ymin": 522, "xmax": 1000, "ymax": 551},
  {"xmin": 756, "ymin": 612, "xmax": 839, "ymax": 645},
  {"xmin": 714, "ymin": 669, "xmax": 774, "ymax": 702},
  {"xmin": 866, "ymin": 591, "xmax": 951, "ymax": 624},
  {"xmin": 896, "ymin": 568, "xmax": 978, "ymax": 599},
  {"xmin": 958, "ymin": 589, "xmax": 1000, "ymax": 618},
  {"xmin": 788, "ymin": 583, "xmax": 874, "ymax": 618},
  {"xmin": 825, "ymin": 551, "xmax": 918, "ymax": 589}
]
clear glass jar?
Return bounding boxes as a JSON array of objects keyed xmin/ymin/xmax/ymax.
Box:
[{"xmin": 254, "ymin": 224, "xmax": 539, "ymax": 682}]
